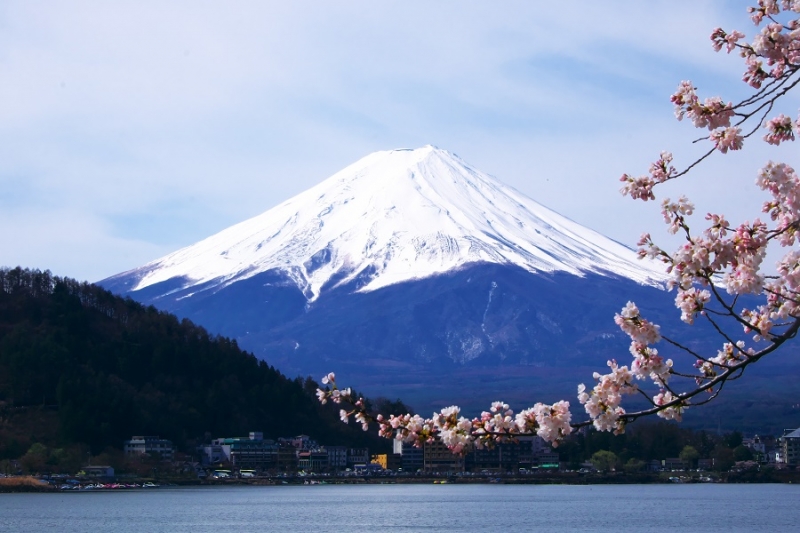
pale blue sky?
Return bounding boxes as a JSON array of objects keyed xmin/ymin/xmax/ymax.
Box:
[{"xmin": 1, "ymin": 1, "xmax": 795, "ymax": 282}]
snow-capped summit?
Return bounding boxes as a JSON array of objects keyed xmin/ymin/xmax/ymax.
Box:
[{"xmin": 112, "ymin": 145, "xmax": 666, "ymax": 301}]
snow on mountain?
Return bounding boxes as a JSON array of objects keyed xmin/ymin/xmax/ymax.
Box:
[{"xmin": 118, "ymin": 145, "xmax": 667, "ymax": 301}]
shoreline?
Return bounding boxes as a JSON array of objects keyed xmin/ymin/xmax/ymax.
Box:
[{"xmin": 5, "ymin": 468, "xmax": 798, "ymax": 493}]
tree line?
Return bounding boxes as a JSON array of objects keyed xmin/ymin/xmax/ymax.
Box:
[
  {"xmin": 558, "ymin": 421, "xmax": 755, "ymax": 472},
  {"xmin": 0, "ymin": 267, "xmax": 393, "ymax": 464}
]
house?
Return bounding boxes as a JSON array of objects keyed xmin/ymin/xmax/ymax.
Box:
[
  {"xmin": 200, "ymin": 432, "xmax": 289, "ymax": 471},
  {"xmin": 198, "ymin": 442, "xmax": 230, "ymax": 466},
  {"xmin": 423, "ymin": 441, "xmax": 464, "ymax": 473},
  {"xmin": 82, "ymin": 465, "xmax": 114, "ymax": 478},
  {"xmin": 371, "ymin": 454, "xmax": 388, "ymax": 469},
  {"xmin": 297, "ymin": 449, "xmax": 329, "ymax": 472},
  {"xmin": 282, "ymin": 435, "xmax": 316, "ymax": 451},
  {"xmin": 535, "ymin": 451, "xmax": 560, "ymax": 469},
  {"xmin": 348, "ymin": 448, "xmax": 370, "ymax": 468},
  {"xmin": 517, "ymin": 436, "xmax": 551, "ymax": 469},
  {"xmin": 230, "ymin": 439, "xmax": 280, "ymax": 470},
  {"xmin": 326, "ymin": 446, "xmax": 347, "ymax": 470},
  {"xmin": 124, "ymin": 436, "xmax": 174, "ymax": 460},
  {"xmin": 467, "ymin": 441, "xmax": 522, "ymax": 472},
  {"xmin": 781, "ymin": 428, "xmax": 800, "ymax": 465},
  {"xmin": 394, "ymin": 440, "xmax": 423, "ymax": 472},
  {"xmin": 663, "ymin": 457, "xmax": 685, "ymax": 471},
  {"xmin": 697, "ymin": 458, "xmax": 713, "ymax": 470}
]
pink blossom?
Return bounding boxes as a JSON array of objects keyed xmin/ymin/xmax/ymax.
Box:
[
  {"xmin": 671, "ymin": 82, "xmax": 735, "ymax": 130},
  {"xmin": 749, "ymin": 0, "xmax": 780, "ymax": 24},
  {"xmin": 578, "ymin": 360, "xmax": 637, "ymax": 433},
  {"xmin": 315, "ymin": 388, "xmax": 327, "ymax": 404},
  {"xmin": 515, "ymin": 401, "xmax": 573, "ymax": 445},
  {"xmin": 711, "ymin": 28, "xmax": 746, "ymax": 53},
  {"xmin": 637, "ymin": 233, "xmax": 667, "ymax": 262},
  {"xmin": 764, "ymin": 114, "xmax": 795, "ymax": 145},
  {"xmin": 675, "ymin": 287, "xmax": 711, "ymax": 324},
  {"xmin": 653, "ymin": 391, "xmax": 685, "ymax": 421},
  {"xmin": 710, "ymin": 127, "xmax": 744, "ymax": 153},
  {"xmin": 742, "ymin": 55, "xmax": 767, "ymax": 88},
  {"xmin": 614, "ymin": 301, "xmax": 662, "ymax": 344},
  {"xmin": 661, "ymin": 196, "xmax": 694, "ymax": 235},
  {"xmin": 742, "ymin": 307, "xmax": 775, "ymax": 340},
  {"xmin": 629, "ymin": 342, "xmax": 673, "ymax": 385},
  {"xmin": 355, "ymin": 412, "xmax": 369, "ymax": 431},
  {"xmin": 650, "ymin": 151, "xmax": 676, "ymax": 182},
  {"xmin": 619, "ymin": 174, "xmax": 656, "ymax": 201}
]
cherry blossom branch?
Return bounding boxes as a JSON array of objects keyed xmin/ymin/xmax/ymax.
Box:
[{"xmin": 316, "ymin": 2, "xmax": 800, "ymax": 456}]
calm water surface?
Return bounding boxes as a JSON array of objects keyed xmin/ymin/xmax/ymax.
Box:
[{"xmin": 2, "ymin": 483, "xmax": 798, "ymax": 532}]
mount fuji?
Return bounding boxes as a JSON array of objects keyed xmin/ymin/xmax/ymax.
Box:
[
  {"xmin": 100, "ymin": 146, "xmax": 797, "ymax": 428},
  {"xmin": 109, "ymin": 146, "xmax": 667, "ymax": 299}
]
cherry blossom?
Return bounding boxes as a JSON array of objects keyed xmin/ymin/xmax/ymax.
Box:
[
  {"xmin": 710, "ymin": 127, "xmax": 744, "ymax": 153},
  {"xmin": 764, "ymin": 114, "xmax": 796, "ymax": 144},
  {"xmin": 674, "ymin": 287, "xmax": 711, "ymax": 324},
  {"xmin": 316, "ymin": 2, "xmax": 800, "ymax": 455}
]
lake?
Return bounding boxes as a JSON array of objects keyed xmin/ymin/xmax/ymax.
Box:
[{"xmin": 2, "ymin": 483, "xmax": 798, "ymax": 532}]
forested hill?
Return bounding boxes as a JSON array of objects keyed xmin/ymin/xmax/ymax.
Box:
[{"xmin": 0, "ymin": 267, "xmax": 391, "ymax": 456}]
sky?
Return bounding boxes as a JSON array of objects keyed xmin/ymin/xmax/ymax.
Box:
[{"xmin": 1, "ymin": 0, "xmax": 797, "ymax": 283}]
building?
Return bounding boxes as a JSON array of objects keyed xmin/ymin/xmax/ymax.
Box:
[
  {"xmin": 517, "ymin": 437, "xmax": 560, "ymax": 470},
  {"xmin": 462, "ymin": 438, "xmax": 559, "ymax": 472},
  {"xmin": 297, "ymin": 449, "xmax": 329, "ymax": 472},
  {"xmin": 326, "ymin": 446, "xmax": 347, "ymax": 470},
  {"xmin": 281, "ymin": 435, "xmax": 317, "ymax": 451},
  {"xmin": 743, "ymin": 434, "xmax": 778, "ymax": 463},
  {"xmin": 423, "ymin": 441, "xmax": 464, "ymax": 473},
  {"xmin": 535, "ymin": 451, "xmax": 560, "ymax": 469},
  {"xmin": 697, "ymin": 458, "xmax": 713, "ymax": 470},
  {"xmin": 82, "ymin": 465, "xmax": 114, "ymax": 478},
  {"xmin": 371, "ymin": 454, "xmax": 386, "ymax": 469},
  {"xmin": 198, "ymin": 432, "xmax": 302, "ymax": 472},
  {"xmin": 230, "ymin": 439, "xmax": 280, "ymax": 470},
  {"xmin": 664, "ymin": 457, "xmax": 685, "ymax": 471},
  {"xmin": 348, "ymin": 448, "xmax": 370, "ymax": 468},
  {"xmin": 198, "ymin": 442, "xmax": 230, "ymax": 466},
  {"xmin": 781, "ymin": 428, "xmax": 800, "ymax": 465},
  {"xmin": 647, "ymin": 460, "xmax": 663, "ymax": 472},
  {"xmin": 124, "ymin": 436, "xmax": 175, "ymax": 460},
  {"xmin": 386, "ymin": 453, "xmax": 402, "ymax": 471},
  {"xmin": 467, "ymin": 442, "xmax": 522, "ymax": 472},
  {"xmin": 277, "ymin": 443, "xmax": 299, "ymax": 471},
  {"xmin": 394, "ymin": 440, "xmax": 423, "ymax": 472}
]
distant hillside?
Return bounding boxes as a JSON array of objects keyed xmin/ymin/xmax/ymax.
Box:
[{"xmin": 0, "ymin": 267, "xmax": 395, "ymax": 458}]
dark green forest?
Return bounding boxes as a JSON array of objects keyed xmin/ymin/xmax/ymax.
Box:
[
  {"xmin": 558, "ymin": 420, "xmax": 758, "ymax": 472},
  {"xmin": 0, "ymin": 267, "xmax": 393, "ymax": 463}
]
